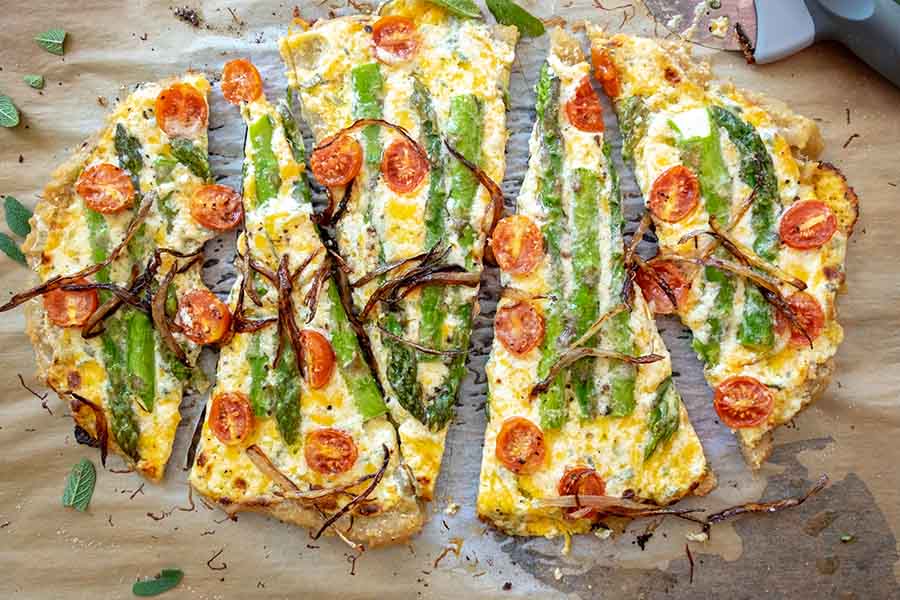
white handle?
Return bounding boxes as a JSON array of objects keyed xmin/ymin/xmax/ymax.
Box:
[{"xmin": 754, "ymin": 0, "xmax": 816, "ymax": 63}]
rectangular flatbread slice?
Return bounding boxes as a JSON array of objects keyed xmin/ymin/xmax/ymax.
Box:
[
  {"xmin": 280, "ymin": 0, "xmax": 518, "ymax": 500},
  {"xmin": 188, "ymin": 60, "xmax": 424, "ymax": 547},
  {"xmin": 587, "ymin": 29, "xmax": 858, "ymax": 468},
  {"xmin": 10, "ymin": 73, "xmax": 222, "ymax": 481},
  {"xmin": 477, "ymin": 30, "xmax": 711, "ymax": 538}
]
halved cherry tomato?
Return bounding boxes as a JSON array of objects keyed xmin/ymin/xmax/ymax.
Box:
[
  {"xmin": 495, "ymin": 302, "xmax": 545, "ymax": 355},
  {"xmin": 44, "ymin": 278, "xmax": 99, "ymax": 328},
  {"xmin": 178, "ymin": 289, "xmax": 232, "ymax": 345},
  {"xmin": 649, "ymin": 165, "xmax": 700, "ymax": 223},
  {"xmin": 310, "ymin": 134, "xmax": 364, "ymax": 187},
  {"xmin": 558, "ymin": 467, "xmax": 606, "ymax": 519},
  {"xmin": 491, "ymin": 215, "xmax": 544, "ymax": 276},
  {"xmin": 190, "ymin": 184, "xmax": 243, "ymax": 231},
  {"xmin": 565, "ymin": 77, "xmax": 605, "ymax": 133},
  {"xmin": 591, "ymin": 47, "xmax": 621, "ymax": 98},
  {"xmin": 155, "ymin": 82, "xmax": 208, "ymax": 139},
  {"xmin": 76, "ymin": 163, "xmax": 135, "ymax": 214},
  {"xmin": 634, "ymin": 260, "xmax": 691, "ymax": 315},
  {"xmin": 209, "ymin": 391, "xmax": 254, "ymax": 446},
  {"xmin": 784, "ymin": 291, "xmax": 825, "ymax": 348},
  {"xmin": 382, "ymin": 137, "xmax": 429, "ymax": 194},
  {"xmin": 495, "ymin": 417, "xmax": 546, "ymax": 475},
  {"xmin": 305, "ymin": 428, "xmax": 358, "ymax": 474},
  {"xmin": 301, "ymin": 329, "xmax": 336, "ymax": 389},
  {"xmin": 779, "ymin": 200, "xmax": 837, "ymax": 250},
  {"xmin": 372, "ymin": 16, "xmax": 419, "ymax": 63},
  {"xmin": 713, "ymin": 376, "xmax": 774, "ymax": 429},
  {"xmin": 221, "ymin": 58, "xmax": 263, "ymax": 105}
]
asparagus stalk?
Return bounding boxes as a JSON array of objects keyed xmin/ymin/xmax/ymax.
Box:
[
  {"xmin": 425, "ymin": 303, "xmax": 472, "ymax": 431},
  {"xmin": 272, "ymin": 336, "xmax": 303, "ymax": 445},
  {"xmin": 643, "ymin": 377, "xmax": 680, "ymax": 460},
  {"xmin": 351, "ymin": 63, "xmax": 384, "ymax": 169},
  {"xmin": 446, "ymin": 94, "xmax": 483, "ymax": 259},
  {"xmin": 691, "ymin": 265, "xmax": 735, "ymax": 366},
  {"xmin": 670, "ymin": 109, "xmax": 731, "ymax": 225},
  {"xmin": 384, "ymin": 311, "xmax": 424, "ymax": 422},
  {"xmin": 249, "ymin": 114, "xmax": 282, "ymax": 209},
  {"xmin": 248, "ymin": 331, "xmax": 271, "ymax": 416},
  {"xmin": 125, "ymin": 310, "xmax": 157, "ymax": 412},
  {"xmin": 737, "ymin": 282, "xmax": 775, "ymax": 349}
]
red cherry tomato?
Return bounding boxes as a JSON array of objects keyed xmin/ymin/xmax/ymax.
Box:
[
  {"xmin": 178, "ymin": 289, "xmax": 232, "ymax": 345},
  {"xmin": 372, "ymin": 16, "xmax": 419, "ymax": 63},
  {"xmin": 301, "ymin": 329, "xmax": 336, "ymax": 389},
  {"xmin": 649, "ymin": 165, "xmax": 700, "ymax": 223},
  {"xmin": 634, "ymin": 260, "xmax": 691, "ymax": 315},
  {"xmin": 713, "ymin": 376, "xmax": 774, "ymax": 429},
  {"xmin": 310, "ymin": 134, "xmax": 364, "ymax": 187},
  {"xmin": 382, "ymin": 137, "xmax": 429, "ymax": 194},
  {"xmin": 495, "ymin": 417, "xmax": 546, "ymax": 475},
  {"xmin": 565, "ymin": 77, "xmax": 605, "ymax": 132},
  {"xmin": 779, "ymin": 200, "xmax": 837, "ymax": 250},
  {"xmin": 305, "ymin": 428, "xmax": 358, "ymax": 474},
  {"xmin": 76, "ymin": 163, "xmax": 135, "ymax": 214},
  {"xmin": 491, "ymin": 215, "xmax": 544, "ymax": 276},
  {"xmin": 591, "ymin": 47, "xmax": 621, "ymax": 98},
  {"xmin": 155, "ymin": 83, "xmax": 208, "ymax": 139},
  {"xmin": 190, "ymin": 184, "xmax": 243, "ymax": 231},
  {"xmin": 44, "ymin": 278, "xmax": 99, "ymax": 328},
  {"xmin": 221, "ymin": 58, "xmax": 263, "ymax": 105},
  {"xmin": 495, "ymin": 302, "xmax": 545, "ymax": 355},
  {"xmin": 558, "ymin": 467, "xmax": 607, "ymax": 520},
  {"xmin": 209, "ymin": 392, "xmax": 254, "ymax": 446}
]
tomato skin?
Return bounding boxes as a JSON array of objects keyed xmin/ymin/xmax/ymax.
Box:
[
  {"xmin": 565, "ymin": 77, "xmax": 605, "ymax": 132},
  {"xmin": 209, "ymin": 392, "xmax": 254, "ymax": 446},
  {"xmin": 310, "ymin": 134, "xmax": 364, "ymax": 187},
  {"xmin": 190, "ymin": 184, "xmax": 243, "ymax": 231},
  {"xmin": 178, "ymin": 289, "xmax": 232, "ymax": 345},
  {"xmin": 155, "ymin": 83, "xmax": 208, "ymax": 139},
  {"xmin": 305, "ymin": 428, "xmax": 358, "ymax": 474},
  {"xmin": 495, "ymin": 417, "xmax": 546, "ymax": 475},
  {"xmin": 495, "ymin": 302, "xmax": 545, "ymax": 355},
  {"xmin": 591, "ymin": 47, "xmax": 621, "ymax": 98},
  {"xmin": 381, "ymin": 138, "xmax": 429, "ymax": 194},
  {"xmin": 76, "ymin": 163, "xmax": 135, "ymax": 214},
  {"xmin": 301, "ymin": 329, "xmax": 336, "ymax": 390},
  {"xmin": 221, "ymin": 58, "xmax": 263, "ymax": 105},
  {"xmin": 634, "ymin": 260, "xmax": 691, "ymax": 315},
  {"xmin": 784, "ymin": 291, "xmax": 825, "ymax": 348},
  {"xmin": 649, "ymin": 165, "xmax": 700, "ymax": 223},
  {"xmin": 558, "ymin": 467, "xmax": 606, "ymax": 519},
  {"xmin": 372, "ymin": 16, "xmax": 419, "ymax": 63},
  {"xmin": 44, "ymin": 278, "xmax": 99, "ymax": 328},
  {"xmin": 779, "ymin": 200, "xmax": 838, "ymax": 250},
  {"xmin": 713, "ymin": 376, "xmax": 774, "ymax": 429},
  {"xmin": 491, "ymin": 215, "xmax": 545, "ymax": 276}
]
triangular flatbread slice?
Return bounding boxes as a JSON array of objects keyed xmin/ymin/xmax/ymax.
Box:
[
  {"xmin": 587, "ymin": 29, "xmax": 858, "ymax": 468},
  {"xmin": 13, "ymin": 73, "xmax": 226, "ymax": 481},
  {"xmin": 280, "ymin": 0, "xmax": 518, "ymax": 501},
  {"xmin": 476, "ymin": 30, "xmax": 712, "ymax": 538},
  {"xmin": 188, "ymin": 60, "xmax": 424, "ymax": 547}
]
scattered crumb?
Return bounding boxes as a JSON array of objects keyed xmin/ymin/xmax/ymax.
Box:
[
  {"xmin": 686, "ymin": 531, "xmax": 709, "ymax": 543},
  {"xmin": 553, "ymin": 567, "xmax": 563, "ymax": 581},
  {"xmin": 666, "ymin": 14, "xmax": 683, "ymax": 29},
  {"xmin": 502, "ymin": 582, "xmax": 512, "ymax": 591},
  {"xmin": 594, "ymin": 527, "xmax": 612, "ymax": 540},
  {"xmin": 97, "ymin": 96, "xmax": 108, "ymax": 107},
  {"xmin": 174, "ymin": 6, "xmax": 201, "ymax": 28},
  {"xmin": 709, "ymin": 15, "xmax": 729, "ymax": 38},
  {"xmin": 444, "ymin": 502, "xmax": 460, "ymax": 516}
]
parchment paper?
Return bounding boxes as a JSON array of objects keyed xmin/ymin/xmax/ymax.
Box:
[{"xmin": 1, "ymin": 1, "xmax": 899, "ymax": 598}]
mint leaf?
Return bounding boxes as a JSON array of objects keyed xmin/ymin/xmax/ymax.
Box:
[
  {"xmin": 133, "ymin": 569, "xmax": 184, "ymax": 597},
  {"xmin": 427, "ymin": 0, "xmax": 482, "ymax": 19},
  {"xmin": 486, "ymin": 0, "xmax": 545, "ymax": 37},
  {"xmin": 5, "ymin": 196, "xmax": 33, "ymax": 237},
  {"xmin": 61, "ymin": 458, "xmax": 96, "ymax": 512},
  {"xmin": 0, "ymin": 232, "xmax": 26, "ymax": 265},
  {"xmin": 0, "ymin": 95, "xmax": 20, "ymax": 128},
  {"xmin": 35, "ymin": 29, "xmax": 67, "ymax": 56},
  {"xmin": 24, "ymin": 74, "xmax": 45, "ymax": 90}
]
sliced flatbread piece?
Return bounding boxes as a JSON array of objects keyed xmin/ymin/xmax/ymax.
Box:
[
  {"xmin": 587, "ymin": 29, "xmax": 858, "ymax": 468},
  {"xmin": 477, "ymin": 29, "xmax": 712, "ymax": 538},
  {"xmin": 10, "ymin": 73, "xmax": 228, "ymax": 481},
  {"xmin": 280, "ymin": 0, "xmax": 518, "ymax": 500},
  {"xmin": 188, "ymin": 60, "xmax": 423, "ymax": 547}
]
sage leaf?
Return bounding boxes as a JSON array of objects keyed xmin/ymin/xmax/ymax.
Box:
[
  {"xmin": 61, "ymin": 458, "xmax": 96, "ymax": 512},
  {"xmin": 427, "ymin": 0, "xmax": 481, "ymax": 19},
  {"xmin": 35, "ymin": 28, "xmax": 67, "ymax": 56},
  {"xmin": 0, "ymin": 95, "xmax": 20, "ymax": 128},
  {"xmin": 24, "ymin": 74, "xmax": 45, "ymax": 90},
  {"xmin": 132, "ymin": 569, "xmax": 184, "ymax": 597},
  {"xmin": 0, "ymin": 232, "xmax": 26, "ymax": 265},
  {"xmin": 5, "ymin": 196, "xmax": 33, "ymax": 237},
  {"xmin": 486, "ymin": 0, "xmax": 545, "ymax": 37}
]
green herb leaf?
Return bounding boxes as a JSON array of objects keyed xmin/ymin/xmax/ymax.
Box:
[
  {"xmin": 486, "ymin": 0, "xmax": 545, "ymax": 37},
  {"xmin": 4, "ymin": 196, "xmax": 32, "ymax": 237},
  {"xmin": 0, "ymin": 95, "xmax": 20, "ymax": 128},
  {"xmin": 24, "ymin": 74, "xmax": 45, "ymax": 90},
  {"xmin": 35, "ymin": 29, "xmax": 67, "ymax": 55},
  {"xmin": 132, "ymin": 569, "xmax": 184, "ymax": 597},
  {"xmin": 427, "ymin": 0, "xmax": 482, "ymax": 19},
  {"xmin": 169, "ymin": 138, "xmax": 211, "ymax": 182},
  {"xmin": 61, "ymin": 458, "xmax": 96, "ymax": 512},
  {"xmin": 0, "ymin": 232, "xmax": 26, "ymax": 265}
]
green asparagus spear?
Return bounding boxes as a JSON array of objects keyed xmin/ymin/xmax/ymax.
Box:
[
  {"xmin": 169, "ymin": 138, "xmax": 212, "ymax": 182},
  {"xmin": 691, "ymin": 265, "xmax": 734, "ymax": 366},
  {"xmin": 446, "ymin": 94, "xmax": 483, "ymax": 258},
  {"xmin": 384, "ymin": 311, "xmax": 424, "ymax": 422},
  {"xmin": 643, "ymin": 377, "xmax": 680, "ymax": 460},
  {"xmin": 272, "ymin": 336, "xmax": 303, "ymax": 445},
  {"xmin": 617, "ymin": 95, "xmax": 648, "ymax": 162},
  {"xmin": 85, "ymin": 209, "xmax": 111, "ymax": 288},
  {"xmin": 125, "ymin": 309, "xmax": 156, "ymax": 412},
  {"xmin": 249, "ymin": 115, "xmax": 282, "ymax": 209},
  {"xmin": 669, "ymin": 110, "xmax": 731, "ymax": 225},
  {"xmin": 115, "ymin": 123, "xmax": 144, "ymax": 190},
  {"xmin": 351, "ymin": 63, "xmax": 384, "ymax": 169},
  {"xmin": 102, "ymin": 317, "xmax": 140, "ymax": 459},
  {"xmin": 737, "ymin": 282, "xmax": 774, "ymax": 350},
  {"xmin": 425, "ymin": 302, "xmax": 472, "ymax": 431},
  {"xmin": 277, "ymin": 96, "xmax": 313, "ymax": 207},
  {"xmin": 248, "ymin": 331, "xmax": 271, "ymax": 417},
  {"xmin": 533, "ymin": 63, "xmax": 567, "ymax": 429}
]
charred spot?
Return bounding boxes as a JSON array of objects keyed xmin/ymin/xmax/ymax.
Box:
[
  {"xmin": 233, "ymin": 477, "xmax": 248, "ymax": 491},
  {"xmin": 74, "ymin": 424, "xmax": 100, "ymax": 448},
  {"xmin": 218, "ymin": 497, "xmax": 233, "ymax": 506},
  {"xmin": 664, "ymin": 67, "xmax": 681, "ymax": 84},
  {"xmin": 355, "ymin": 502, "xmax": 381, "ymax": 517},
  {"xmin": 824, "ymin": 266, "xmax": 845, "ymax": 285},
  {"xmin": 67, "ymin": 370, "xmax": 82, "ymax": 390},
  {"xmin": 196, "ymin": 452, "xmax": 208, "ymax": 467}
]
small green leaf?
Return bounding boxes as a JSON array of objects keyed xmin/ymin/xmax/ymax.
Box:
[
  {"xmin": 427, "ymin": 0, "xmax": 482, "ymax": 19},
  {"xmin": 0, "ymin": 95, "xmax": 20, "ymax": 128},
  {"xmin": 35, "ymin": 29, "xmax": 67, "ymax": 55},
  {"xmin": 5, "ymin": 196, "xmax": 33, "ymax": 237},
  {"xmin": 24, "ymin": 74, "xmax": 45, "ymax": 90},
  {"xmin": 486, "ymin": 0, "xmax": 545, "ymax": 37},
  {"xmin": 61, "ymin": 458, "xmax": 96, "ymax": 512},
  {"xmin": 132, "ymin": 569, "xmax": 184, "ymax": 597},
  {"xmin": 0, "ymin": 232, "xmax": 26, "ymax": 265}
]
